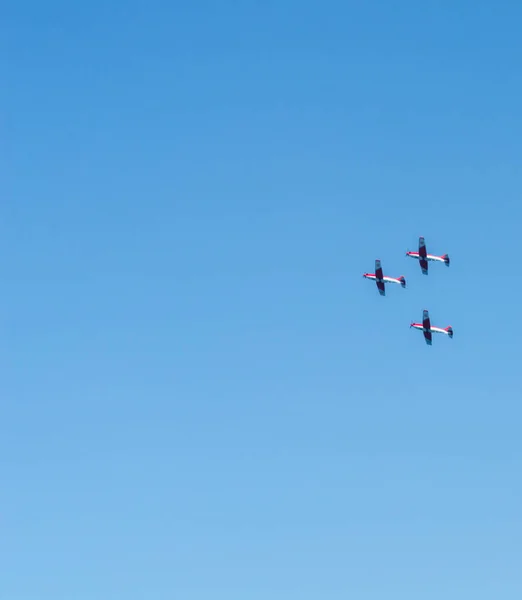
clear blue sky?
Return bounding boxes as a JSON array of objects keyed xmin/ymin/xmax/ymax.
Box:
[{"xmin": 3, "ymin": 1, "xmax": 522, "ymax": 598}]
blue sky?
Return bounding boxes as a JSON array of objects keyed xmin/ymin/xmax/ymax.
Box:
[{"xmin": 3, "ymin": 1, "xmax": 522, "ymax": 598}]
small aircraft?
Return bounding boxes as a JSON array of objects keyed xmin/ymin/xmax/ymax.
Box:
[
  {"xmin": 363, "ymin": 259, "xmax": 406, "ymax": 296},
  {"xmin": 410, "ymin": 309, "xmax": 453, "ymax": 345},
  {"xmin": 406, "ymin": 236, "xmax": 450, "ymax": 275}
]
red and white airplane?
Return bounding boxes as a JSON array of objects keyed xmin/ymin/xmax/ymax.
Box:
[
  {"xmin": 410, "ymin": 309, "xmax": 453, "ymax": 345},
  {"xmin": 406, "ymin": 236, "xmax": 450, "ymax": 275},
  {"xmin": 363, "ymin": 259, "xmax": 406, "ymax": 296}
]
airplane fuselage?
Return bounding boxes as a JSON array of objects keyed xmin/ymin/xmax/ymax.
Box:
[
  {"xmin": 410, "ymin": 323, "xmax": 451, "ymax": 335},
  {"xmin": 406, "ymin": 252, "xmax": 446, "ymax": 263},
  {"xmin": 363, "ymin": 274, "xmax": 403, "ymax": 284}
]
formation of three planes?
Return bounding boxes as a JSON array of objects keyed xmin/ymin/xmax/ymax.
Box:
[{"xmin": 363, "ymin": 236, "xmax": 453, "ymax": 346}]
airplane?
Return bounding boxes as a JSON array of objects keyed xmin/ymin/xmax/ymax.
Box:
[
  {"xmin": 410, "ymin": 309, "xmax": 453, "ymax": 345},
  {"xmin": 363, "ymin": 259, "xmax": 406, "ymax": 296},
  {"xmin": 406, "ymin": 236, "xmax": 450, "ymax": 275}
]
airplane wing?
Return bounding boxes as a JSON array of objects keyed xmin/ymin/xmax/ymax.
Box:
[
  {"xmin": 375, "ymin": 260, "xmax": 385, "ymax": 295},
  {"xmin": 419, "ymin": 237, "xmax": 428, "ymax": 274},
  {"xmin": 419, "ymin": 237, "xmax": 427, "ymax": 258},
  {"xmin": 375, "ymin": 259, "xmax": 384, "ymax": 280},
  {"xmin": 422, "ymin": 309, "xmax": 432, "ymax": 344}
]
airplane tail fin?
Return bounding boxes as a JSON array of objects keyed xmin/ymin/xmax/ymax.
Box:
[
  {"xmin": 445, "ymin": 326, "xmax": 453, "ymax": 338},
  {"xmin": 398, "ymin": 276, "xmax": 406, "ymax": 288},
  {"xmin": 442, "ymin": 254, "xmax": 450, "ymax": 266}
]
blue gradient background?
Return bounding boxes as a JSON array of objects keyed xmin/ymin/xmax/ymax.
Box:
[{"xmin": 3, "ymin": 1, "xmax": 521, "ymax": 598}]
